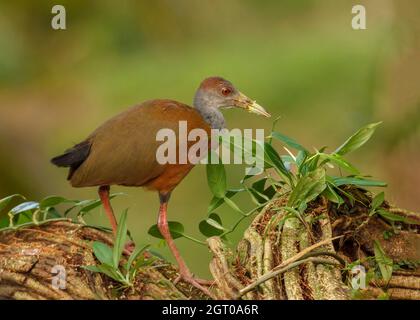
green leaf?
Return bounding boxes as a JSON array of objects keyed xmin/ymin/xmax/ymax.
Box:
[
  {"xmin": 206, "ymin": 154, "xmax": 227, "ymax": 198},
  {"xmin": 263, "ymin": 142, "xmax": 292, "ymax": 183},
  {"xmin": 334, "ymin": 122, "xmax": 382, "ymax": 156},
  {"xmin": 134, "ymin": 255, "xmax": 156, "ymax": 270},
  {"xmin": 10, "ymin": 201, "xmax": 39, "ymax": 215},
  {"xmin": 371, "ymin": 192, "xmax": 385, "ymax": 211},
  {"xmin": 40, "ymin": 196, "xmax": 76, "ymax": 209},
  {"xmin": 223, "ymin": 196, "xmax": 244, "ymax": 214},
  {"xmin": 322, "ymin": 184, "xmax": 344, "ymax": 205},
  {"xmin": 288, "ymin": 168, "xmax": 326, "ymax": 208},
  {"xmin": 331, "ymin": 176, "xmax": 387, "ymax": 187},
  {"xmin": 113, "ymin": 209, "xmax": 128, "ymax": 268},
  {"xmin": 248, "ymin": 187, "xmax": 270, "ymax": 204},
  {"xmin": 301, "ymin": 153, "xmax": 321, "ymax": 175},
  {"xmin": 264, "ymin": 143, "xmax": 288, "ymax": 172},
  {"xmin": 126, "ymin": 244, "xmax": 150, "ymax": 271},
  {"xmin": 271, "ymin": 132, "xmax": 309, "ymax": 153},
  {"xmin": 0, "ymin": 194, "xmax": 26, "ymax": 214},
  {"xmin": 82, "ymin": 265, "xmax": 102, "ymax": 273},
  {"xmin": 45, "ymin": 207, "xmax": 62, "ymax": 219},
  {"xmin": 374, "ymin": 240, "xmax": 393, "ymax": 282},
  {"xmin": 16, "ymin": 211, "xmax": 33, "ymax": 225},
  {"xmin": 246, "ymin": 179, "xmax": 274, "ymax": 204},
  {"xmin": 148, "ymin": 221, "xmax": 185, "ymax": 240},
  {"xmin": 319, "ymin": 153, "xmax": 360, "ymax": 174},
  {"xmin": 207, "ymin": 189, "xmax": 241, "ymax": 213},
  {"xmin": 64, "ymin": 199, "xmax": 100, "ymax": 216},
  {"xmin": 79, "ymin": 199, "xmax": 102, "ymax": 214},
  {"xmin": 86, "ymin": 264, "xmax": 123, "ymax": 283},
  {"xmin": 69, "ymin": 193, "xmax": 124, "ymax": 215},
  {"xmin": 252, "ymin": 178, "xmax": 267, "ymax": 193},
  {"xmin": 92, "ymin": 241, "xmax": 114, "ymax": 266},
  {"xmin": 0, "ymin": 215, "xmax": 9, "ymax": 228},
  {"xmin": 262, "ymin": 184, "xmax": 277, "ymax": 200},
  {"xmin": 318, "ymin": 146, "xmax": 328, "ymax": 153},
  {"xmin": 296, "ymin": 150, "xmax": 307, "ymax": 168},
  {"xmin": 332, "ymin": 185, "xmax": 356, "ymax": 206},
  {"xmin": 199, "ymin": 213, "xmax": 225, "ymax": 237},
  {"xmin": 205, "ymin": 215, "xmax": 226, "ymax": 231},
  {"xmin": 377, "ymin": 209, "xmax": 420, "ymax": 225},
  {"xmin": 208, "ymin": 196, "xmax": 224, "ymax": 213}
]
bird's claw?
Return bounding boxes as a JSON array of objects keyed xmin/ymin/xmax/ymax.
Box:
[
  {"xmin": 175, "ymin": 272, "xmax": 214, "ymax": 286},
  {"xmin": 194, "ymin": 278, "xmax": 215, "ymax": 286},
  {"xmin": 175, "ymin": 272, "xmax": 215, "ymax": 298}
]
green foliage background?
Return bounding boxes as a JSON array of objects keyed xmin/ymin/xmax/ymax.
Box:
[{"xmin": 0, "ymin": 0, "xmax": 419, "ymax": 277}]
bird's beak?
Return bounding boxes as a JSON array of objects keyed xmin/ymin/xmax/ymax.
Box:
[{"xmin": 234, "ymin": 92, "xmax": 271, "ymax": 118}]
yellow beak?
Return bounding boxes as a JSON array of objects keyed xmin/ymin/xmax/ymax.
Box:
[
  {"xmin": 236, "ymin": 92, "xmax": 271, "ymax": 118},
  {"xmin": 247, "ymin": 100, "xmax": 271, "ymax": 118}
]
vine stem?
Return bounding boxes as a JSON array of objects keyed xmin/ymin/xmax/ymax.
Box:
[
  {"xmin": 237, "ymin": 257, "xmax": 340, "ymax": 298},
  {"xmin": 221, "ymin": 202, "xmax": 269, "ymax": 237},
  {"xmin": 181, "ymin": 234, "xmax": 207, "ymax": 245},
  {"xmin": 235, "ymin": 235, "xmax": 344, "ymax": 298}
]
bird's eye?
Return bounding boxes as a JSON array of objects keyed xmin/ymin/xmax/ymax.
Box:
[{"xmin": 221, "ymin": 87, "xmax": 232, "ymax": 96}]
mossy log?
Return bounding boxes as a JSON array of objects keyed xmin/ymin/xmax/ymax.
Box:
[{"xmin": 0, "ymin": 188, "xmax": 419, "ymax": 300}]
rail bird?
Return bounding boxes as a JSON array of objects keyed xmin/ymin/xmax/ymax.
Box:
[{"xmin": 51, "ymin": 76, "xmax": 270, "ymax": 295}]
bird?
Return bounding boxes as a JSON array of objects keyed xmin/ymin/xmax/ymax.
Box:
[{"xmin": 51, "ymin": 76, "xmax": 270, "ymax": 296}]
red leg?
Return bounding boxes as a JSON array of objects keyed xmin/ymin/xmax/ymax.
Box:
[
  {"xmin": 98, "ymin": 186, "xmax": 118, "ymax": 235},
  {"xmin": 157, "ymin": 192, "xmax": 214, "ymax": 298},
  {"xmin": 98, "ymin": 186, "xmax": 135, "ymax": 254}
]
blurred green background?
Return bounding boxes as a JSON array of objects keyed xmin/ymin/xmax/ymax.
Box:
[{"xmin": 0, "ymin": 0, "xmax": 419, "ymax": 277}]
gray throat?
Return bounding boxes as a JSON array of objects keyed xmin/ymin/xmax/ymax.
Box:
[
  {"xmin": 196, "ymin": 107, "xmax": 225, "ymax": 130},
  {"xmin": 194, "ymin": 95, "xmax": 225, "ymax": 130}
]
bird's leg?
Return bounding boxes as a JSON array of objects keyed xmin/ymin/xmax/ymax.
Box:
[
  {"xmin": 157, "ymin": 192, "xmax": 214, "ymax": 297},
  {"xmin": 98, "ymin": 186, "xmax": 135, "ymax": 254},
  {"xmin": 98, "ymin": 186, "xmax": 118, "ymax": 234}
]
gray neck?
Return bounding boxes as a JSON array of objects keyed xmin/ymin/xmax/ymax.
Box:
[{"xmin": 193, "ymin": 91, "xmax": 225, "ymax": 130}]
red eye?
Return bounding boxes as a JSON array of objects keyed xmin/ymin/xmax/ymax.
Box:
[{"xmin": 221, "ymin": 87, "xmax": 231, "ymax": 96}]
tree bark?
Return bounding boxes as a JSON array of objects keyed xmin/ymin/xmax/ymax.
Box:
[{"xmin": 0, "ymin": 188, "xmax": 419, "ymax": 300}]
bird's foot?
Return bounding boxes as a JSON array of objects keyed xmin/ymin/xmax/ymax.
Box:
[
  {"xmin": 123, "ymin": 241, "xmax": 136, "ymax": 256},
  {"xmin": 174, "ymin": 270, "xmax": 215, "ymax": 299},
  {"xmin": 174, "ymin": 273, "xmax": 214, "ymax": 286}
]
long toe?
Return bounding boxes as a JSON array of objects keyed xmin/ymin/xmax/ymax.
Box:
[
  {"xmin": 174, "ymin": 274, "xmax": 214, "ymax": 286},
  {"xmin": 183, "ymin": 276, "xmax": 215, "ymax": 299},
  {"xmin": 192, "ymin": 277, "xmax": 215, "ymax": 286}
]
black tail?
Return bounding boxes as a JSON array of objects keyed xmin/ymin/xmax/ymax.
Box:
[{"xmin": 51, "ymin": 140, "xmax": 91, "ymax": 179}]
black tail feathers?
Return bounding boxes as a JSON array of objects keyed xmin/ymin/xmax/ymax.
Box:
[{"xmin": 51, "ymin": 140, "xmax": 91, "ymax": 168}]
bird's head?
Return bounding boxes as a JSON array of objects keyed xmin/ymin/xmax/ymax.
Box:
[{"xmin": 194, "ymin": 76, "xmax": 271, "ymax": 118}]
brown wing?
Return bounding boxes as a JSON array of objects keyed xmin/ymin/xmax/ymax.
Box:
[{"xmin": 70, "ymin": 99, "xmax": 211, "ymax": 189}]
